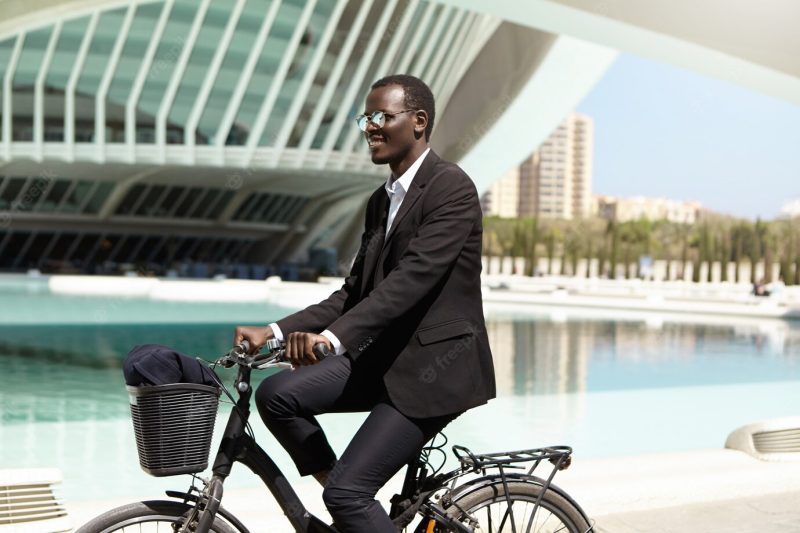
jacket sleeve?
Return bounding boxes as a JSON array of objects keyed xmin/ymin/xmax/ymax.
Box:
[
  {"xmin": 276, "ymin": 191, "xmax": 379, "ymax": 336},
  {"xmin": 326, "ymin": 170, "xmax": 479, "ymax": 358}
]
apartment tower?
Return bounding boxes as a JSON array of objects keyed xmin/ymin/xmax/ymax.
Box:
[{"xmin": 484, "ymin": 113, "xmax": 593, "ymax": 220}]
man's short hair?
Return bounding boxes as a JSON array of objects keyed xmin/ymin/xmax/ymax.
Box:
[{"xmin": 371, "ymin": 74, "xmax": 435, "ymax": 140}]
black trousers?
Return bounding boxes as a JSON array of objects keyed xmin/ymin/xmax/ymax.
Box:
[{"xmin": 255, "ymin": 355, "xmax": 458, "ymax": 532}]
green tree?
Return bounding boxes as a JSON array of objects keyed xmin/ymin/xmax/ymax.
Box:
[{"xmin": 608, "ymin": 220, "xmax": 619, "ymax": 279}]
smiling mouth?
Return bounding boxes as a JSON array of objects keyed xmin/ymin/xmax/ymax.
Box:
[{"xmin": 368, "ymin": 135, "xmax": 386, "ymax": 148}]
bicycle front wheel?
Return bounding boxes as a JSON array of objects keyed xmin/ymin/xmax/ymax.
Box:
[
  {"xmin": 75, "ymin": 500, "xmax": 239, "ymax": 533},
  {"xmin": 444, "ymin": 481, "xmax": 591, "ymax": 533}
]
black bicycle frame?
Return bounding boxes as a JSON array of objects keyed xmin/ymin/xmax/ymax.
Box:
[
  {"xmin": 191, "ymin": 361, "xmax": 544, "ymax": 533},
  {"xmin": 199, "ymin": 365, "xmax": 334, "ymax": 533}
]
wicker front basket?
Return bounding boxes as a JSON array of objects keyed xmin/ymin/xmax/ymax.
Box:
[{"xmin": 127, "ymin": 383, "xmax": 221, "ymax": 477}]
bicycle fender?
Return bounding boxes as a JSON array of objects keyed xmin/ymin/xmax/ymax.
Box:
[
  {"xmin": 165, "ymin": 490, "xmax": 251, "ymax": 533},
  {"xmin": 444, "ymin": 473, "xmax": 592, "ymax": 525}
]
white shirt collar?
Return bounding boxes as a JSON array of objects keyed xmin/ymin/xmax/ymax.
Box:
[{"xmin": 385, "ymin": 148, "xmax": 430, "ymax": 196}]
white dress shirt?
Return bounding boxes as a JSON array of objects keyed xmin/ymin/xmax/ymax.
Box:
[{"xmin": 271, "ymin": 148, "xmax": 431, "ymax": 355}]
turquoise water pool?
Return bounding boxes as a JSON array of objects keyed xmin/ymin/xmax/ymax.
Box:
[{"xmin": 2, "ymin": 286, "xmax": 800, "ymax": 502}]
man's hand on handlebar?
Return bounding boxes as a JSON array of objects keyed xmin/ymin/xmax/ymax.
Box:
[
  {"xmin": 286, "ymin": 332, "xmax": 332, "ymax": 367},
  {"xmin": 234, "ymin": 325, "xmax": 274, "ymax": 355}
]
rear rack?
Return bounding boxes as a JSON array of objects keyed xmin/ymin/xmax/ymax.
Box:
[
  {"xmin": 452, "ymin": 445, "xmax": 573, "ymax": 475},
  {"xmin": 450, "ymin": 445, "xmax": 579, "ymax": 531}
]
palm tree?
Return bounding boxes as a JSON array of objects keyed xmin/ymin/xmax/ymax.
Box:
[
  {"xmin": 545, "ymin": 227, "xmax": 558, "ymax": 275},
  {"xmin": 752, "ymin": 218, "xmax": 767, "ymax": 283},
  {"xmin": 678, "ymin": 222, "xmax": 691, "ymax": 281},
  {"xmin": 608, "ymin": 220, "xmax": 619, "ymax": 279}
]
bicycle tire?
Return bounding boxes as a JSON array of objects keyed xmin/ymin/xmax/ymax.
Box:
[
  {"xmin": 443, "ymin": 481, "xmax": 591, "ymax": 533},
  {"xmin": 75, "ymin": 500, "xmax": 240, "ymax": 533}
]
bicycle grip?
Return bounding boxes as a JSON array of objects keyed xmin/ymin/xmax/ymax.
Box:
[
  {"xmin": 313, "ymin": 342, "xmax": 330, "ymax": 360},
  {"xmin": 236, "ymin": 340, "xmax": 251, "ymax": 354}
]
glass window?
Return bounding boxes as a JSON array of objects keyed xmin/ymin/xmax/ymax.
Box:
[
  {"xmin": 46, "ymin": 19, "xmax": 89, "ymax": 91},
  {"xmin": 174, "ymin": 237, "xmax": 198, "ymax": 261},
  {"xmin": 271, "ymin": 0, "xmax": 341, "ymax": 148},
  {"xmin": 334, "ymin": 1, "xmax": 414, "ymax": 151},
  {"xmin": 92, "ymin": 234, "xmax": 120, "ymax": 264},
  {"xmin": 146, "ymin": 236, "xmax": 170, "ymax": 263},
  {"xmin": 105, "ymin": 3, "xmax": 165, "ymax": 143},
  {"xmin": 310, "ymin": 1, "xmax": 389, "ymax": 150},
  {"xmin": 188, "ymin": 188, "xmax": 218, "ymax": 218},
  {"xmin": 46, "ymin": 233, "xmax": 78, "ymax": 261},
  {"xmin": 287, "ymin": 197, "xmax": 309, "ymax": 222},
  {"xmin": 74, "ymin": 8, "xmax": 127, "ymax": 142},
  {"xmin": 202, "ymin": 189, "xmax": 234, "ymax": 219},
  {"xmin": 155, "ymin": 185, "xmax": 185, "ymax": 216},
  {"xmin": 59, "ymin": 180, "xmax": 92, "ymax": 213},
  {"xmin": 135, "ymin": 184, "xmax": 167, "ymax": 215},
  {"xmin": 134, "ymin": 236, "xmax": 161, "ymax": 262},
  {"xmin": 247, "ymin": 192, "xmax": 275, "ymax": 221},
  {"xmin": 83, "ymin": 182, "xmax": 114, "ymax": 214},
  {"xmin": 0, "ymin": 232, "xmax": 28, "ymax": 268},
  {"xmin": 174, "ymin": 187, "xmax": 203, "ymax": 217},
  {"xmin": 112, "ymin": 235, "xmax": 140, "ymax": 263},
  {"xmin": 116, "ymin": 184, "xmax": 146, "ymax": 215},
  {"xmin": 265, "ymin": 194, "xmax": 298, "ymax": 223},
  {"xmin": 136, "ymin": 0, "xmax": 199, "ymax": 143},
  {"xmin": 233, "ymin": 192, "xmax": 258, "ymax": 220},
  {"xmin": 226, "ymin": 0, "xmax": 304, "ymax": 145},
  {"xmin": 0, "ymin": 177, "xmax": 27, "ymax": 209},
  {"xmin": 168, "ymin": 0, "xmax": 235, "ymax": 144},
  {"xmin": 14, "ymin": 178, "xmax": 40, "ymax": 212},
  {"xmin": 196, "ymin": 0, "xmax": 270, "ymax": 145},
  {"xmin": 13, "ymin": 28, "xmax": 53, "ymax": 141},
  {"xmin": 44, "ymin": 17, "xmax": 90, "ymax": 142},
  {"xmin": 272, "ymin": 195, "xmax": 299, "ymax": 223},
  {"xmin": 0, "ymin": 37, "xmax": 20, "ymax": 143},
  {"xmin": 19, "ymin": 232, "xmax": 55, "ymax": 268},
  {"xmin": 39, "ymin": 179, "xmax": 71, "ymax": 212},
  {"xmin": 400, "ymin": 4, "xmax": 442, "ymax": 79}
]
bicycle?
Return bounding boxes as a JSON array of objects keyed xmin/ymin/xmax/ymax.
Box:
[{"xmin": 77, "ymin": 340, "xmax": 593, "ymax": 532}]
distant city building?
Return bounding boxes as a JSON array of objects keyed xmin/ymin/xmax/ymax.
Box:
[
  {"xmin": 480, "ymin": 167, "xmax": 519, "ymax": 218},
  {"xmin": 782, "ymin": 199, "xmax": 800, "ymax": 218},
  {"xmin": 595, "ymin": 195, "xmax": 702, "ymax": 223},
  {"xmin": 482, "ymin": 113, "xmax": 593, "ymax": 219}
]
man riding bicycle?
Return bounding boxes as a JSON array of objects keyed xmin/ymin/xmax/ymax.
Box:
[{"xmin": 234, "ymin": 74, "xmax": 495, "ymax": 533}]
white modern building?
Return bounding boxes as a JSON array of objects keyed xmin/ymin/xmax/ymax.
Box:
[
  {"xmin": 0, "ymin": 0, "xmax": 797, "ymax": 275},
  {"xmin": 596, "ymin": 194, "xmax": 703, "ymax": 224}
]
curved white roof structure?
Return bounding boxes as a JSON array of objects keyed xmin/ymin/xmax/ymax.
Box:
[{"xmin": 0, "ymin": 0, "xmax": 793, "ymax": 276}]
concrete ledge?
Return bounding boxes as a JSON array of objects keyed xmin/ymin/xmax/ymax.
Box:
[{"xmin": 65, "ymin": 449, "xmax": 800, "ymax": 532}]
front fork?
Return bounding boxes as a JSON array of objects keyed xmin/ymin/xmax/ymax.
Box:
[{"xmin": 183, "ymin": 368, "xmax": 255, "ymax": 533}]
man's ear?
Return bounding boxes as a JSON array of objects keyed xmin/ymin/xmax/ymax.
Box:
[{"xmin": 414, "ymin": 110, "xmax": 428, "ymax": 138}]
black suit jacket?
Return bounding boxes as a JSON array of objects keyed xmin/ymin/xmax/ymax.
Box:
[{"xmin": 277, "ymin": 150, "xmax": 496, "ymax": 418}]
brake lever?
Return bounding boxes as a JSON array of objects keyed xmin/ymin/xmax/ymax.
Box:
[{"xmin": 250, "ymin": 349, "xmax": 285, "ymax": 368}]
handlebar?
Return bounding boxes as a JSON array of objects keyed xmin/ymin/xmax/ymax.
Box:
[{"xmin": 219, "ymin": 340, "xmax": 330, "ymax": 369}]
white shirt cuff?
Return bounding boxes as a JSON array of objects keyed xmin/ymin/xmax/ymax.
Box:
[
  {"xmin": 320, "ymin": 329, "xmax": 346, "ymax": 356},
  {"xmin": 269, "ymin": 322, "xmax": 284, "ymax": 341}
]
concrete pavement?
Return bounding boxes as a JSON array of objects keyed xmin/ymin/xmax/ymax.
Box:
[{"xmin": 65, "ymin": 448, "xmax": 800, "ymax": 532}]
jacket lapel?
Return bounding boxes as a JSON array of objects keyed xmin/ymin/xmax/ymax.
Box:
[
  {"xmin": 383, "ymin": 150, "xmax": 439, "ymax": 245},
  {"xmin": 360, "ymin": 191, "xmax": 389, "ymax": 296}
]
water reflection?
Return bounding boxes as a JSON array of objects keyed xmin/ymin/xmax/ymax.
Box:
[
  {"xmin": 3, "ymin": 315, "xmax": 800, "ymax": 426},
  {"xmin": 486, "ymin": 314, "xmax": 800, "ymax": 396},
  {"xmin": 0, "ymin": 324, "xmax": 259, "ymax": 424},
  {"xmin": 4, "ymin": 311, "xmax": 800, "ymax": 502}
]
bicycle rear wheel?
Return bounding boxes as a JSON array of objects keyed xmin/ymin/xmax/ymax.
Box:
[
  {"xmin": 444, "ymin": 481, "xmax": 591, "ymax": 533},
  {"xmin": 75, "ymin": 500, "xmax": 239, "ymax": 533}
]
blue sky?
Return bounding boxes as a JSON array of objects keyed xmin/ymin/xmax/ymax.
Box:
[{"xmin": 575, "ymin": 53, "xmax": 800, "ymax": 220}]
